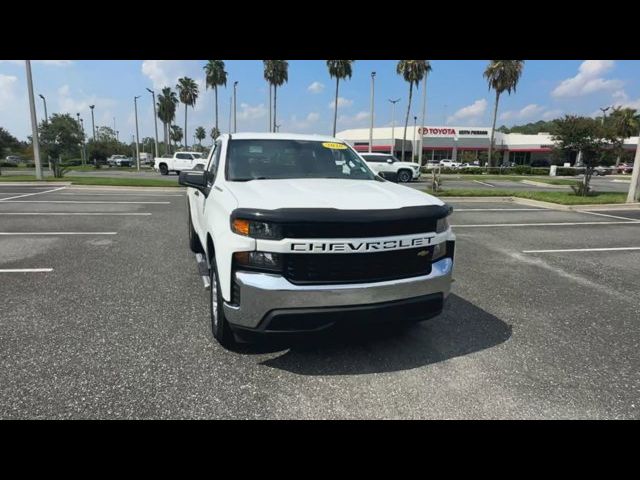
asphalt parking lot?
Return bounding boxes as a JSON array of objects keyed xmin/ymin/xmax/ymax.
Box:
[{"xmin": 1, "ymin": 183, "xmax": 639, "ymax": 419}]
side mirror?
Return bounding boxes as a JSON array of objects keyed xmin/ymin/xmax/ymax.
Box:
[{"xmin": 179, "ymin": 170, "xmax": 207, "ymax": 189}]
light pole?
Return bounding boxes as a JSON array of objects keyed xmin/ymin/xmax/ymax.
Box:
[
  {"xmin": 80, "ymin": 118, "xmax": 86, "ymax": 166},
  {"xmin": 412, "ymin": 116, "xmax": 418, "ymax": 162},
  {"xmin": 228, "ymin": 96, "xmax": 232, "ymax": 134},
  {"xmin": 419, "ymin": 69, "xmax": 428, "ymax": 166},
  {"xmin": 38, "ymin": 94, "xmax": 48, "ymax": 123},
  {"xmin": 275, "ymin": 124, "xmax": 281, "ymax": 132},
  {"xmin": 600, "ymin": 106, "xmax": 611, "ymax": 126},
  {"xmin": 369, "ymin": 71, "xmax": 376, "ymax": 153},
  {"xmin": 134, "ymin": 96, "xmax": 141, "ymax": 172},
  {"xmin": 146, "ymin": 88, "xmax": 159, "ymax": 158},
  {"xmin": 233, "ymin": 81, "xmax": 238, "ymax": 133},
  {"xmin": 76, "ymin": 113, "xmax": 84, "ymax": 165},
  {"xmin": 89, "ymin": 105, "xmax": 96, "ymax": 140},
  {"xmin": 25, "ymin": 61, "xmax": 43, "ymax": 180},
  {"xmin": 388, "ymin": 98, "xmax": 400, "ymax": 156}
]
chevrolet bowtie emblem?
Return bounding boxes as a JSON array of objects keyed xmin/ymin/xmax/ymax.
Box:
[{"xmin": 417, "ymin": 250, "xmax": 430, "ymax": 257}]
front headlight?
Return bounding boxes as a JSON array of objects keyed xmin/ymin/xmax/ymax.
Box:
[
  {"xmin": 231, "ymin": 219, "xmax": 283, "ymax": 239},
  {"xmin": 234, "ymin": 251, "xmax": 283, "ymax": 272},
  {"xmin": 436, "ymin": 216, "xmax": 450, "ymax": 233}
]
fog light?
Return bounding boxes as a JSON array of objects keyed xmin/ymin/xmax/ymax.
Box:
[{"xmin": 432, "ymin": 242, "xmax": 446, "ymax": 261}]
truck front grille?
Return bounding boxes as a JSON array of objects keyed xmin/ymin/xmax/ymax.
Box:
[{"xmin": 283, "ymin": 246, "xmax": 434, "ymax": 285}]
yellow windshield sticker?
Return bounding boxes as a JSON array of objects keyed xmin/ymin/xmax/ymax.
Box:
[{"xmin": 322, "ymin": 142, "xmax": 348, "ymax": 150}]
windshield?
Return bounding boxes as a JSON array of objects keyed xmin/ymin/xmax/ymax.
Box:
[{"xmin": 226, "ymin": 139, "xmax": 376, "ymax": 181}]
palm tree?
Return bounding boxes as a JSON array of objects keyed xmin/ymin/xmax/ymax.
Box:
[
  {"xmin": 195, "ymin": 126, "xmax": 206, "ymax": 148},
  {"xmin": 608, "ymin": 107, "xmax": 640, "ymax": 165},
  {"xmin": 263, "ymin": 60, "xmax": 288, "ymax": 132},
  {"xmin": 170, "ymin": 125, "xmax": 183, "ymax": 147},
  {"xmin": 326, "ymin": 60, "xmax": 354, "ymax": 136},
  {"xmin": 176, "ymin": 77, "xmax": 199, "ymax": 149},
  {"xmin": 210, "ymin": 127, "xmax": 220, "ymax": 141},
  {"xmin": 484, "ymin": 60, "xmax": 525, "ymax": 167},
  {"xmin": 396, "ymin": 60, "xmax": 431, "ymax": 162},
  {"xmin": 157, "ymin": 87, "xmax": 178, "ymax": 155},
  {"xmin": 203, "ymin": 60, "xmax": 227, "ymax": 131}
]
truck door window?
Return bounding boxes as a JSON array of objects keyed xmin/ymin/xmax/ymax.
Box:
[{"xmin": 207, "ymin": 141, "xmax": 222, "ymax": 185}]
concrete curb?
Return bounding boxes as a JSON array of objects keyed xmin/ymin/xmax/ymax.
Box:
[
  {"xmin": 0, "ymin": 182, "xmax": 71, "ymax": 186},
  {"xmin": 440, "ymin": 195, "xmax": 640, "ymax": 211},
  {"xmin": 520, "ymin": 180, "xmax": 569, "ymax": 189}
]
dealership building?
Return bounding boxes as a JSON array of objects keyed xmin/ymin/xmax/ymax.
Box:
[{"xmin": 336, "ymin": 126, "xmax": 639, "ymax": 165}]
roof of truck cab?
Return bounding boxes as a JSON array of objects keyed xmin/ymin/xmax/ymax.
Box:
[{"xmin": 225, "ymin": 132, "xmax": 342, "ymax": 142}]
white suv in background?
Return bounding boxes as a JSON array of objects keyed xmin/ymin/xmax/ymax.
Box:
[{"xmin": 360, "ymin": 153, "xmax": 421, "ymax": 183}]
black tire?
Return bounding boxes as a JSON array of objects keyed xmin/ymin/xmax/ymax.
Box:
[
  {"xmin": 159, "ymin": 163, "xmax": 168, "ymax": 175},
  {"xmin": 187, "ymin": 204, "xmax": 202, "ymax": 253},
  {"xmin": 397, "ymin": 169, "xmax": 412, "ymax": 183},
  {"xmin": 209, "ymin": 256, "xmax": 236, "ymax": 349}
]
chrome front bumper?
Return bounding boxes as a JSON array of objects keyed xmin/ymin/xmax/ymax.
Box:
[{"xmin": 223, "ymin": 258, "xmax": 454, "ymax": 329}]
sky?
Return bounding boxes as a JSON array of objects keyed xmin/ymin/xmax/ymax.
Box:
[{"xmin": 1, "ymin": 60, "xmax": 640, "ymax": 144}]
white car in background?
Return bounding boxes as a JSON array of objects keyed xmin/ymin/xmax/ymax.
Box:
[
  {"xmin": 439, "ymin": 159, "xmax": 462, "ymax": 169},
  {"xmin": 360, "ymin": 153, "xmax": 421, "ymax": 183}
]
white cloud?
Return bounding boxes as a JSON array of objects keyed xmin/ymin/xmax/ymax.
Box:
[
  {"xmin": 447, "ymin": 99, "xmax": 487, "ymax": 125},
  {"xmin": 237, "ymin": 103, "xmax": 267, "ymax": 121},
  {"xmin": 552, "ymin": 60, "xmax": 623, "ymax": 97},
  {"xmin": 500, "ymin": 103, "xmax": 545, "ymax": 121},
  {"xmin": 329, "ymin": 97, "xmax": 353, "ymax": 109},
  {"xmin": 337, "ymin": 110, "xmax": 370, "ymax": 129},
  {"xmin": 308, "ymin": 81, "xmax": 325, "ymax": 94},
  {"xmin": 141, "ymin": 60, "xmax": 188, "ymax": 90},
  {"xmin": 56, "ymin": 84, "xmax": 117, "ymax": 120},
  {"xmin": 0, "ymin": 74, "xmax": 18, "ymax": 109},
  {"xmin": 287, "ymin": 112, "xmax": 321, "ymax": 132},
  {"xmin": 57, "ymin": 84, "xmax": 70, "ymax": 96},
  {"xmin": 542, "ymin": 109, "xmax": 563, "ymax": 120}
]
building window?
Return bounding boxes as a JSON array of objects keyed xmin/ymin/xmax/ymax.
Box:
[
  {"xmin": 509, "ymin": 151, "xmax": 531, "ymax": 165},
  {"xmin": 432, "ymin": 150, "xmax": 451, "ymax": 161}
]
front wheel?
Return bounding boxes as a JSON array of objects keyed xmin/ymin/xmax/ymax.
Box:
[
  {"xmin": 210, "ymin": 257, "xmax": 236, "ymax": 349},
  {"xmin": 397, "ymin": 170, "xmax": 412, "ymax": 183},
  {"xmin": 159, "ymin": 163, "xmax": 168, "ymax": 175}
]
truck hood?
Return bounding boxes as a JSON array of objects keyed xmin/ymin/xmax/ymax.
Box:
[{"xmin": 224, "ymin": 178, "xmax": 443, "ymax": 210}]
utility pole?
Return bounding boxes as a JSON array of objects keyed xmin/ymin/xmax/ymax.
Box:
[
  {"xmin": 369, "ymin": 72, "xmax": 376, "ymax": 153},
  {"xmin": 146, "ymin": 88, "xmax": 159, "ymax": 158},
  {"xmin": 228, "ymin": 96, "xmax": 232, "ymax": 134},
  {"xmin": 134, "ymin": 96, "xmax": 141, "ymax": 172},
  {"xmin": 419, "ymin": 71, "xmax": 428, "ymax": 166},
  {"xmin": 233, "ymin": 81, "xmax": 238, "ymax": 133},
  {"xmin": 25, "ymin": 61, "xmax": 42, "ymax": 180},
  {"xmin": 627, "ymin": 136, "xmax": 640, "ymax": 203},
  {"xmin": 389, "ymin": 98, "xmax": 400, "ymax": 156},
  {"xmin": 89, "ymin": 105, "xmax": 96, "ymax": 140}
]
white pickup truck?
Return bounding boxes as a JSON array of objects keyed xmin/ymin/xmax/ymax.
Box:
[
  {"xmin": 360, "ymin": 153, "xmax": 421, "ymax": 183},
  {"xmin": 154, "ymin": 151, "xmax": 206, "ymax": 175},
  {"xmin": 179, "ymin": 133, "xmax": 455, "ymax": 348}
]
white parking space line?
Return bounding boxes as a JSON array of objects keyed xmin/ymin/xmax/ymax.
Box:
[
  {"xmin": 0, "ymin": 232, "xmax": 117, "ymax": 235},
  {"xmin": 0, "ymin": 186, "xmax": 67, "ymax": 202},
  {"xmin": 455, "ymin": 208, "xmax": 546, "ymax": 212},
  {"xmin": 523, "ymin": 247, "xmax": 640, "ymax": 254},
  {"xmin": 452, "ymin": 220, "xmax": 640, "ymax": 228},
  {"xmin": 55, "ymin": 193, "xmax": 184, "ymax": 197},
  {"xmin": 0, "ymin": 268, "xmax": 53, "ymax": 273},
  {"xmin": 0, "ymin": 200, "xmax": 170, "ymax": 204},
  {"xmin": 576, "ymin": 210, "xmax": 639, "ymax": 221},
  {"xmin": 0, "ymin": 212, "xmax": 151, "ymax": 216},
  {"xmin": 472, "ymin": 180, "xmax": 495, "ymax": 187}
]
